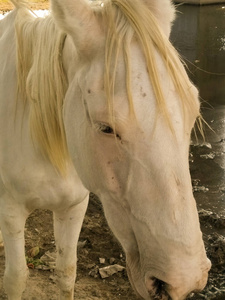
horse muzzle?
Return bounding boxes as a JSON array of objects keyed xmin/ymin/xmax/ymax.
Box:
[
  {"xmin": 145, "ymin": 277, "xmax": 172, "ymax": 300},
  {"xmin": 144, "ymin": 261, "xmax": 210, "ymax": 300}
]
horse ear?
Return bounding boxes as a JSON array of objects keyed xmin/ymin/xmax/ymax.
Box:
[
  {"xmin": 142, "ymin": 0, "xmax": 176, "ymax": 37},
  {"xmin": 51, "ymin": 0, "xmax": 103, "ymax": 56}
]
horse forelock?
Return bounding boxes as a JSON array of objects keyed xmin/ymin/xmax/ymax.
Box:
[{"xmin": 100, "ymin": 0, "xmax": 200, "ymax": 131}]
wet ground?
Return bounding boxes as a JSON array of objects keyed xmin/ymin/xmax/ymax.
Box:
[
  {"xmin": 172, "ymin": 3, "xmax": 225, "ymax": 106},
  {"xmin": 171, "ymin": 3, "xmax": 225, "ymax": 220},
  {"xmin": 171, "ymin": 3, "xmax": 225, "ymax": 212},
  {"xmin": 1, "ymin": 2, "xmax": 225, "ymax": 300},
  {"xmin": 171, "ymin": 3, "xmax": 225, "ymax": 299}
]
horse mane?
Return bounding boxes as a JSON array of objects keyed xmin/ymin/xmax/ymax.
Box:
[
  {"xmin": 14, "ymin": 0, "xmax": 200, "ymax": 175},
  {"xmin": 15, "ymin": 7, "xmax": 69, "ymax": 174}
]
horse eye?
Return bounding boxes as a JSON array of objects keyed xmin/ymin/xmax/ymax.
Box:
[
  {"xmin": 98, "ymin": 123, "xmax": 121, "ymax": 140},
  {"xmin": 101, "ymin": 125, "xmax": 114, "ymax": 134}
]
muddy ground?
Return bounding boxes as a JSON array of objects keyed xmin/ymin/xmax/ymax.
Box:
[{"xmin": 1, "ymin": 2, "xmax": 225, "ymax": 300}]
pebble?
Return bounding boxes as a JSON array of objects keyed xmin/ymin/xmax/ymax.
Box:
[
  {"xmin": 99, "ymin": 258, "xmax": 105, "ymax": 264},
  {"xmin": 99, "ymin": 264, "xmax": 125, "ymax": 279},
  {"xmin": 193, "ymin": 186, "xmax": 209, "ymax": 192},
  {"xmin": 200, "ymin": 153, "xmax": 215, "ymax": 160}
]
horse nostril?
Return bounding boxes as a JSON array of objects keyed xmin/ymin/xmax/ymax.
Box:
[
  {"xmin": 152, "ymin": 278, "xmax": 166, "ymax": 295},
  {"xmin": 146, "ymin": 277, "xmax": 172, "ymax": 300}
]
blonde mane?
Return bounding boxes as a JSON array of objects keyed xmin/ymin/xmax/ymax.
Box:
[
  {"xmin": 15, "ymin": 7, "xmax": 69, "ymax": 173},
  {"xmin": 14, "ymin": 0, "xmax": 200, "ymax": 174}
]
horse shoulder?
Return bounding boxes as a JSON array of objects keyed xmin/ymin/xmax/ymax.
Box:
[{"xmin": 1, "ymin": 155, "xmax": 88, "ymax": 210}]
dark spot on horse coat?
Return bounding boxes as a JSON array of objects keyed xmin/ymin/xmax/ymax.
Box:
[
  {"xmin": 140, "ymin": 86, "xmax": 147, "ymax": 98},
  {"xmin": 58, "ymin": 247, "xmax": 64, "ymax": 256}
]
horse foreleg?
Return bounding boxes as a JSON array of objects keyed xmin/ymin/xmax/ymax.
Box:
[
  {"xmin": 53, "ymin": 195, "xmax": 89, "ymax": 300},
  {"xmin": 0, "ymin": 195, "xmax": 28, "ymax": 300}
]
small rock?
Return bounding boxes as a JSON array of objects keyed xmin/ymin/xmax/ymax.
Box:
[
  {"xmin": 77, "ymin": 240, "xmax": 87, "ymax": 249},
  {"xmin": 89, "ymin": 266, "xmax": 99, "ymax": 278},
  {"xmin": 192, "ymin": 179, "xmax": 201, "ymax": 186},
  {"xmin": 87, "ymin": 263, "xmax": 96, "ymax": 269},
  {"xmin": 99, "ymin": 264, "xmax": 125, "ymax": 279},
  {"xmin": 191, "ymin": 142, "xmax": 212, "ymax": 149},
  {"xmin": 99, "ymin": 258, "xmax": 105, "ymax": 264},
  {"xmin": 198, "ymin": 209, "xmax": 213, "ymax": 218},
  {"xmin": 200, "ymin": 153, "xmax": 215, "ymax": 160},
  {"xmin": 109, "ymin": 257, "xmax": 116, "ymax": 264},
  {"xmin": 193, "ymin": 186, "xmax": 209, "ymax": 193}
]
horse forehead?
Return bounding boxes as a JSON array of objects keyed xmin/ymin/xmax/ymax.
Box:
[
  {"xmin": 85, "ymin": 62, "xmax": 152, "ymax": 115},
  {"xmin": 86, "ymin": 49, "xmax": 153, "ymax": 100},
  {"xmin": 84, "ymin": 41, "xmax": 176, "ymax": 122}
]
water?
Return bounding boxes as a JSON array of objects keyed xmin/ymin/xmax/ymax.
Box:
[
  {"xmin": 171, "ymin": 4, "xmax": 225, "ymax": 106},
  {"xmin": 171, "ymin": 4, "xmax": 225, "ymax": 223}
]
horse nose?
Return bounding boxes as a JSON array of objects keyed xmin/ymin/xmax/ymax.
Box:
[
  {"xmin": 145, "ymin": 277, "xmax": 172, "ymax": 300},
  {"xmin": 144, "ymin": 266, "xmax": 210, "ymax": 300}
]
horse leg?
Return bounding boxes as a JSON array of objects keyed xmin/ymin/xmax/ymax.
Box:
[
  {"xmin": 53, "ymin": 195, "xmax": 89, "ymax": 300},
  {"xmin": 0, "ymin": 195, "xmax": 28, "ymax": 300}
]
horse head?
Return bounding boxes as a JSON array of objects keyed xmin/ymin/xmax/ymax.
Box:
[{"xmin": 52, "ymin": 0, "xmax": 211, "ymax": 299}]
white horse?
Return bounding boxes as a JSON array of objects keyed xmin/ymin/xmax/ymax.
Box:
[{"xmin": 0, "ymin": 0, "xmax": 211, "ymax": 299}]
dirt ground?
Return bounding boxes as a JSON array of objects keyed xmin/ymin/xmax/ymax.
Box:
[
  {"xmin": 0, "ymin": 195, "xmax": 139, "ymax": 300},
  {"xmin": 1, "ymin": 1, "xmax": 225, "ymax": 300}
]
